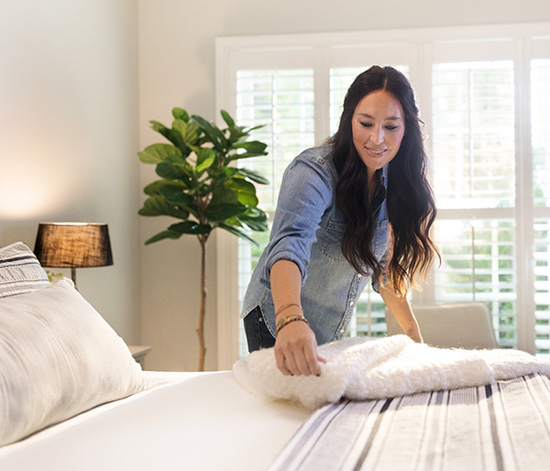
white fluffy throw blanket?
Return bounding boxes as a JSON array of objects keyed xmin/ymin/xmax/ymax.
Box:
[{"xmin": 233, "ymin": 335, "xmax": 550, "ymax": 409}]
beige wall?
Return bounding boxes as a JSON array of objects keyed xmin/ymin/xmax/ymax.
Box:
[
  {"xmin": 137, "ymin": 0, "xmax": 550, "ymax": 371},
  {"xmin": 0, "ymin": 0, "xmax": 141, "ymax": 342}
]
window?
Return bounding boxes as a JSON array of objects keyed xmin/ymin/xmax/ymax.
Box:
[
  {"xmin": 532, "ymin": 56, "xmax": 550, "ymax": 357},
  {"xmin": 431, "ymin": 61, "xmax": 515, "ymax": 209},
  {"xmin": 235, "ymin": 69, "xmax": 315, "ymax": 357},
  {"xmin": 216, "ymin": 24, "xmax": 550, "ymax": 367},
  {"xmin": 431, "ymin": 60, "xmax": 517, "ymax": 347}
]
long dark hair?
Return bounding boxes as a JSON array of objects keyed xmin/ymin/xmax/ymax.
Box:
[{"xmin": 329, "ymin": 65, "xmax": 439, "ymax": 296}]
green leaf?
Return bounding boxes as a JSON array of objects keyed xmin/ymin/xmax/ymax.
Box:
[
  {"xmin": 139, "ymin": 144, "xmax": 182, "ymax": 164},
  {"xmin": 144, "ymin": 230, "xmax": 182, "ymax": 245},
  {"xmin": 218, "ymin": 223, "xmax": 259, "ymax": 246},
  {"xmin": 150, "ymin": 120, "xmax": 172, "ymax": 141},
  {"xmin": 156, "ymin": 161, "xmax": 189, "ymax": 180},
  {"xmin": 143, "ymin": 180, "xmax": 176, "ymax": 196},
  {"xmin": 238, "ymin": 208, "xmax": 268, "ymax": 231},
  {"xmin": 168, "ymin": 221, "xmax": 211, "ymax": 235},
  {"xmin": 204, "ymin": 203, "xmax": 247, "ymax": 222},
  {"xmin": 226, "ymin": 141, "xmax": 268, "ymax": 162},
  {"xmin": 172, "ymin": 107, "xmax": 190, "ymax": 122},
  {"xmin": 138, "ymin": 195, "xmax": 190, "ymax": 219},
  {"xmin": 236, "ymin": 168, "xmax": 270, "ymax": 185},
  {"xmin": 219, "ymin": 166, "xmax": 239, "ymax": 178},
  {"xmin": 231, "ymin": 135, "xmax": 250, "ymax": 147},
  {"xmin": 244, "ymin": 124, "xmax": 265, "ymax": 133},
  {"xmin": 173, "ymin": 119, "xmax": 201, "ymax": 147},
  {"xmin": 209, "ymin": 184, "xmax": 239, "ymax": 206},
  {"xmin": 164, "ymin": 156, "xmax": 194, "ymax": 180},
  {"xmin": 220, "ymin": 109, "xmax": 235, "ymax": 128},
  {"xmin": 195, "ymin": 147, "xmax": 217, "ymax": 173},
  {"xmin": 148, "ymin": 121, "xmax": 189, "ymax": 153},
  {"xmin": 159, "ymin": 186, "xmax": 195, "ymax": 207},
  {"xmin": 191, "ymin": 115, "xmax": 227, "ymax": 153},
  {"xmin": 241, "ymin": 218, "xmax": 268, "ymax": 232},
  {"xmin": 232, "ymin": 140, "xmax": 267, "ymax": 152},
  {"xmin": 225, "ymin": 178, "xmax": 258, "ymax": 207}
]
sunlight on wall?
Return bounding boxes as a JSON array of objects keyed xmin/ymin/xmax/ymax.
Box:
[{"xmin": 0, "ymin": 147, "xmax": 77, "ymax": 219}]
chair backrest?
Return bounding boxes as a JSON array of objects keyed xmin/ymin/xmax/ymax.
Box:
[{"xmin": 385, "ymin": 302, "xmax": 498, "ymax": 349}]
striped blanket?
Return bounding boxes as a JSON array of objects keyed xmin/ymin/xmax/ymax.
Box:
[{"xmin": 270, "ymin": 374, "xmax": 550, "ymax": 471}]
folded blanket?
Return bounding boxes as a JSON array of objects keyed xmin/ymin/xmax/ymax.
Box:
[{"xmin": 233, "ymin": 335, "xmax": 550, "ymax": 409}]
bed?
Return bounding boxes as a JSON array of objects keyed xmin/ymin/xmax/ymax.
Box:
[
  {"xmin": 0, "ymin": 370, "xmax": 310, "ymax": 471},
  {"xmin": 1, "ymin": 242, "xmax": 550, "ymax": 471}
]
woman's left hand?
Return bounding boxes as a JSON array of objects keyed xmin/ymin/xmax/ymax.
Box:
[
  {"xmin": 403, "ymin": 326, "xmax": 423, "ymax": 343},
  {"xmin": 379, "ymin": 284, "xmax": 424, "ymax": 344}
]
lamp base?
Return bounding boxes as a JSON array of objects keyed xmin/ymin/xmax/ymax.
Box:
[{"xmin": 71, "ymin": 267, "xmax": 77, "ymax": 290}]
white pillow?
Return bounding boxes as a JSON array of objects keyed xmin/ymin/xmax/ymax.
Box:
[
  {"xmin": 0, "ymin": 242, "xmax": 50, "ymax": 298},
  {"xmin": 0, "ymin": 278, "xmax": 148, "ymax": 446}
]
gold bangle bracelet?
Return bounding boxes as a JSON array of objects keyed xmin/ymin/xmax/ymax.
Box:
[
  {"xmin": 275, "ymin": 303, "xmax": 302, "ymax": 317},
  {"xmin": 276, "ymin": 314, "xmax": 309, "ymax": 335}
]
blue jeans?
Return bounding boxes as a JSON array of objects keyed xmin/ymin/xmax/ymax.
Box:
[{"xmin": 243, "ymin": 306, "xmax": 276, "ymax": 352}]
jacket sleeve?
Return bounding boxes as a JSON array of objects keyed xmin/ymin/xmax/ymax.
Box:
[{"xmin": 259, "ymin": 152, "xmax": 334, "ymax": 288}]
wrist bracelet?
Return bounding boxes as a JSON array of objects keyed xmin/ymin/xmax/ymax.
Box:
[
  {"xmin": 275, "ymin": 303, "xmax": 302, "ymax": 317},
  {"xmin": 276, "ymin": 314, "xmax": 309, "ymax": 335}
]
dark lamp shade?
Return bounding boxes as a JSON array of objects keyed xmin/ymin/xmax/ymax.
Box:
[{"xmin": 34, "ymin": 223, "xmax": 113, "ymax": 268}]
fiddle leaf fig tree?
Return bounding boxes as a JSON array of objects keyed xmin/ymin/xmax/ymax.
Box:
[{"xmin": 139, "ymin": 108, "xmax": 269, "ymax": 371}]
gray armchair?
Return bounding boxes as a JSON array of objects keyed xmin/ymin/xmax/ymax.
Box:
[{"xmin": 385, "ymin": 302, "xmax": 498, "ymax": 349}]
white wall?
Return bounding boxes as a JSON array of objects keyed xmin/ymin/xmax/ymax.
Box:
[
  {"xmin": 0, "ymin": 1, "xmax": 141, "ymax": 342},
  {"xmin": 138, "ymin": 0, "xmax": 550, "ymax": 371}
]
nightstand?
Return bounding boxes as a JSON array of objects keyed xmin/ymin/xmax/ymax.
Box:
[{"xmin": 128, "ymin": 345, "xmax": 152, "ymax": 369}]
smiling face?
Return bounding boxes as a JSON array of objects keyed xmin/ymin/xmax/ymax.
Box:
[{"xmin": 351, "ymin": 89, "xmax": 406, "ymax": 179}]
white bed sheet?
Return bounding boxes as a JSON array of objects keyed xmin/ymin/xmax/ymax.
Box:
[{"xmin": 0, "ymin": 371, "xmax": 311, "ymax": 471}]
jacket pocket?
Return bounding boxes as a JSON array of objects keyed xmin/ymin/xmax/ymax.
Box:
[{"xmin": 321, "ymin": 220, "xmax": 346, "ymax": 261}]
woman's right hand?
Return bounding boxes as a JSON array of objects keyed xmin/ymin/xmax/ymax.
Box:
[{"xmin": 274, "ymin": 320, "xmax": 326, "ymax": 376}]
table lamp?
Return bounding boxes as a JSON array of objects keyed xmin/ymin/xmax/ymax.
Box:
[{"xmin": 34, "ymin": 222, "xmax": 113, "ymax": 289}]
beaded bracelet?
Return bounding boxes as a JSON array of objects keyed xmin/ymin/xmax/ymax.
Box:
[{"xmin": 276, "ymin": 314, "xmax": 309, "ymax": 335}]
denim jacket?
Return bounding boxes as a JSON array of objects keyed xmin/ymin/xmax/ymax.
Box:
[{"xmin": 241, "ymin": 145, "xmax": 390, "ymax": 345}]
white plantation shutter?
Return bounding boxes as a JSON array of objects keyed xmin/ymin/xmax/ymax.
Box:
[
  {"xmin": 329, "ymin": 67, "xmax": 367, "ymax": 134},
  {"xmin": 236, "ymin": 70, "xmax": 315, "ymax": 211},
  {"xmin": 235, "ymin": 69, "xmax": 315, "ymax": 357},
  {"xmin": 532, "ymin": 59, "xmax": 550, "ymax": 209},
  {"xmin": 431, "ymin": 61, "xmax": 517, "ymax": 347},
  {"xmin": 433, "ymin": 219, "xmax": 517, "ymax": 347},
  {"xmin": 216, "ymin": 24, "xmax": 550, "ymax": 362},
  {"xmin": 535, "ymin": 219, "xmax": 550, "ymax": 357},
  {"xmin": 432, "ymin": 62, "xmax": 515, "ymax": 209},
  {"xmin": 532, "ymin": 58, "xmax": 550, "ymax": 357}
]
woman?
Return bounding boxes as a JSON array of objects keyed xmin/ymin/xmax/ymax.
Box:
[{"xmin": 241, "ymin": 65, "xmax": 439, "ymax": 376}]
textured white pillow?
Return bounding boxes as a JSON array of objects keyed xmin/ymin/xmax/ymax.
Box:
[
  {"xmin": 0, "ymin": 242, "xmax": 50, "ymax": 298},
  {"xmin": 0, "ymin": 278, "xmax": 148, "ymax": 446}
]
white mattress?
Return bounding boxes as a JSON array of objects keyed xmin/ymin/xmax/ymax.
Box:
[{"xmin": 0, "ymin": 371, "xmax": 311, "ymax": 471}]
